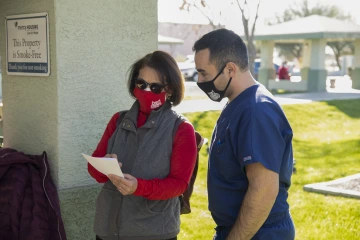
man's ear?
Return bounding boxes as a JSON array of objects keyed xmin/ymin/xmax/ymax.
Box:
[{"xmin": 226, "ymin": 62, "xmax": 238, "ymax": 77}]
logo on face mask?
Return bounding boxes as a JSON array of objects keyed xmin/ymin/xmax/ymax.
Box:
[
  {"xmin": 207, "ymin": 90, "xmax": 221, "ymax": 101},
  {"xmin": 197, "ymin": 64, "xmax": 232, "ymax": 102},
  {"xmin": 151, "ymin": 99, "xmax": 162, "ymax": 109}
]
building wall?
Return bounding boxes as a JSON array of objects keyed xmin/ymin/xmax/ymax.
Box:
[
  {"xmin": 55, "ymin": 0, "xmax": 158, "ymax": 189},
  {"xmin": 0, "ymin": 0, "xmax": 158, "ymax": 239},
  {"xmin": 158, "ymin": 22, "xmax": 216, "ymax": 60},
  {"xmin": 0, "ymin": 0, "xmax": 60, "ymax": 181},
  {"xmin": 0, "ymin": 0, "xmax": 158, "ymax": 188}
]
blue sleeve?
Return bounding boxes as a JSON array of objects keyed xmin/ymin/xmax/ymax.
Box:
[{"xmin": 236, "ymin": 102, "xmax": 285, "ymax": 174}]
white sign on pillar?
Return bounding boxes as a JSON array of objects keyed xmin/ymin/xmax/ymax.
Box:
[{"xmin": 5, "ymin": 12, "xmax": 50, "ymax": 76}]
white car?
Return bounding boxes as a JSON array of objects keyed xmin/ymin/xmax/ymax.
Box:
[{"xmin": 177, "ymin": 55, "xmax": 198, "ymax": 82}]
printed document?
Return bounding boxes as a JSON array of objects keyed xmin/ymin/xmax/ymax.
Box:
[{"xmin": 82, "ymin": 153, "xmax": 124, "ymax": 177}]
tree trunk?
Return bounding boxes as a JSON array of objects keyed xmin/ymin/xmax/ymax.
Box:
[
  {"xmin": 329, "ymin": 44, "xmax": 342, "ymax": 70},
  {"xmin": 247, "ymin": 41, "xmax": 256, "ymax": 75},
  {"xmin": 335, "ymin": 54, "xmax": 341, "ymax": 70},
  {"xmin": 237, "ymin": 0, "xmax": 261, "ymax": 76}
]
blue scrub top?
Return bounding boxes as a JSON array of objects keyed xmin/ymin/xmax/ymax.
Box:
[{"xmin": 208, "ymin": 84, "xmax": 294, "ymax": 228}]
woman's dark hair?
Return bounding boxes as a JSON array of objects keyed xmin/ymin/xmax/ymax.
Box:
[{"xmin": 127, "ymin": 51, "xmax": 184, "ymax": 106}]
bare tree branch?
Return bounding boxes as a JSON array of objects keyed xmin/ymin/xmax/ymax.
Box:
[
  {"xmin": 236, "ymin": 0, "xmax": 250, "ymax": 41},
  {"xmin": 250, "ymin": 0, "xmax": 261, "ymax": 42},
  {"xmin": 236, "ymin": 0, "xmax": 245, "ymax": 12},
  {"xmin": 180, "ymin": 0, "xmax": 221, "ymax": 30},
  {"xmin": 179, "ymin": 0, "xmax": 187, "ymax": 10},
  {"xmin": 193, "ymin": 4, "xmax": 218, "ymax": 29}
]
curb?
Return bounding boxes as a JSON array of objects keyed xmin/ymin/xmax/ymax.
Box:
[{"xmin": 303, "ymin": 173, "xmax": 360, "ymax": 199}]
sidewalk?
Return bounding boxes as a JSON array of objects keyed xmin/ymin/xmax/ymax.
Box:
[{"xmin": 175, "ymin": 82, "xmax": 360, "ymax": 113}]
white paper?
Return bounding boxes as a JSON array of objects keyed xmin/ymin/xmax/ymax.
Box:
[{"xmin": 82, "ymin": 153, "xmax": 124, "ymax": 178}]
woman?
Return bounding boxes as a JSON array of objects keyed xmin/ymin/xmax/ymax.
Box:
[{"xmin": 88, "ymin": 51, "xmax": 197, "ymax": 240}]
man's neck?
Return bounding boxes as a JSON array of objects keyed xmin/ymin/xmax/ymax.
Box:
[{"xmin": 227, "ymin": 71, "xmax": 257, "ymax": 102}]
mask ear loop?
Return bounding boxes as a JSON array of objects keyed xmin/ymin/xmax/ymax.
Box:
[
  {"xmin": 223, "ymin": 77, "xmax": 233, "ymax": 94},
  {"xmin": 211, "ymin": 64, "xmax": 227, "ymax": 82}
]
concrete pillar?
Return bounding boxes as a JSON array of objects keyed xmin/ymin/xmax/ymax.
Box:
[
  {"xmin": 352, "ymin": 39, "xmax": 360, "ymax": 89},
  {"xmin": 301, "ymin": 40, "xmax": 311, "ymax": 82},
  {"xmin": 258, "ymin": 40, "xmax": 275, "ymax": 87},
  {"xmin": 0, "ymin": 0, "xmax": 158, "ymax": 239},
  {"xmin": 307, "ymin": 39, "xmax": 327, "ymax": 92}
]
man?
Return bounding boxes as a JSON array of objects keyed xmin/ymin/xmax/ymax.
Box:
[
  {"xmin": 193, "ymin": 29, "xmax": 295, "ymax": 240},
  {"xmin": 278, "ymin": 61, "xmax": 291, "ymax": 80}
]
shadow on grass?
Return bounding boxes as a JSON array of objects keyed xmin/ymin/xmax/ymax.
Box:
[
  {"xmin": 292, "ymin": 138, "xmax": 360, "ymax": 183},
  {"xmin": 293, "ymin": 138, "xmax": 360, "ymax": 160},
  {"xmin": 324, "ymin": 99, "xmax": 360, "ymax": 119},
  {"xmin": 270, "ymin": 89, "xmax": 307, "ymax": 95}
]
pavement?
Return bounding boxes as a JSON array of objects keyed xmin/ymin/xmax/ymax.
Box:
[
  {"xmin": 175, "ymin": 81, "xmax": 360, "ymax": 113},
  {"xmin": 304, "ymin": 173, "xmax": 360, "ymax": 199}
]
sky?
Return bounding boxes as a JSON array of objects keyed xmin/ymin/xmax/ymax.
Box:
[{"xmin": 158, "ymin": 0, "xmax": 360, "ymax": 34}]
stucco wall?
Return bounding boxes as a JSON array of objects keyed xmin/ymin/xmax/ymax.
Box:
[
  {"xmin": 55, "ymin": 0, "xmax": 158, "ymax": 189},
  {"xmin": 0, "ymin": 0, "xmax": 59, "ymax": 182},
  {"xmin": 1, "ymin": 1, "xmax": 158, "ymax": 238},
  {"xmin": 0, "ymin": 0, "xmax": 158, "ymax": 189}
]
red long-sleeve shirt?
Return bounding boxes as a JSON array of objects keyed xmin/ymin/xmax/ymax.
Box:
[
  {"xmin": 278, "ymin": 66, "xmax": 290, "ymax": 80},
  {"xmin": 88, "ymin": 111, "xmax": 197, "ymax": 200}
]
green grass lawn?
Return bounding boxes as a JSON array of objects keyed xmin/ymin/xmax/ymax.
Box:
[
  {"xmin": 183, "ymin": 95, "xmax": 209, "ymax": 101},
  {"xmin": 180, "ymin": 99, "xmax": 360, "ymax": 240},
  {"xmin": 270, "ymin": 89, "xmax": 307, "ymax": 95}
]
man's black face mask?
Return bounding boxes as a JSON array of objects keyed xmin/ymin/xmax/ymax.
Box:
[{"xmin": 197, "ymin": 65, "xmax": 232, "ymax": 102}]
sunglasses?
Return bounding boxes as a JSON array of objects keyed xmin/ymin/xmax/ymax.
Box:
[{"xmin": 135, "ymin": 79, "xmax": 167, "ymax": 94}]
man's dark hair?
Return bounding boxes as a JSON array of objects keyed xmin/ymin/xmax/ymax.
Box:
[
  {"xmin": 127, "ymin": 51, "xmax": 184, "ymax": 106},
  {"xmin": 193, "ymin": 28, "xmax": 249, "ymax": 71}
]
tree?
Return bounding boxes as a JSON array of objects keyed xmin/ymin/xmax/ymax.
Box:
[
  {"xmin": 180, "ymin": 0, "xmax": 261, "ymax": 75},
  {"xmin": 268, "ymin": 0, "xmax": 354, "ymax": 68},
  {"xmin": 275, "ymin": 43, "xmax": 302, "ymax": 63},
  {"xmin": 328, "ymin": 41, "xmax": 354, "ymax": 69},
  {"xmin": 236, "ymin": 0, "xmax": 261, "ymax": 76},
  {"xmin": 267, "ymin": 0, "xmax": 353, "ymax": 25}
]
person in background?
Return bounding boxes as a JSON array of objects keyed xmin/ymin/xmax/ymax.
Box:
[
  {"xmin": 193, "ymin": 29, "xmax": 295, "ymax": 240},
  {"xmin": 278, "ymin": 61, "xmax": 291, "ymax": 80},
  {"xmin": 88, "ymin": 51, "xmax": 197, "ymax": 240}
]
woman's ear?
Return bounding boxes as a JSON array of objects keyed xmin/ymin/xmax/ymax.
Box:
[{"xmin": 165, "ymin": 86, "xmax": 172, "ymax": 95}]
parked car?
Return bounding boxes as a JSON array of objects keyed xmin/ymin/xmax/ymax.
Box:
[
  {"xmin": 178, "ymin": 56, "xmax": 282, "ymax": 81},
  {"xmin": 177, "ymin": 55, "xmax": 198, "ymax": 82}
]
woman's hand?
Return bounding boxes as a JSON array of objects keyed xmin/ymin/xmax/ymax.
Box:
[
  {"xmin": 105, "ymin": 153, "xmax": 136, "ymax": 195},
  {"xmin": 104, "ymin": 154, "xmax": 122, "ymax": 168},
  {"xmin": 108, "ymin": 174, "xmax": 138, "ymax": 195}
]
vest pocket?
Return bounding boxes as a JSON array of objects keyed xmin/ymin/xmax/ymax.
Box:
[
  {"xmin": 94, "ymin": 187, "xmax": 115, "ymax": 235},
  {"xmin": 119, "ymin": 196, "xmax": 166, "ymax": 236},
  {"xmin": 146, "ymin": 199, "xmax": 170, "ymax": 213}
]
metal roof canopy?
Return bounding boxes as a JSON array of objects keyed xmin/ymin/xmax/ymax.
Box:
[
  {"xmin": 158, "ymin": 35, "xmax": 184, "ymax": 44},
  {"xmin": 254, "ymin": 15, "xmax": 360, "ymax": 42}
]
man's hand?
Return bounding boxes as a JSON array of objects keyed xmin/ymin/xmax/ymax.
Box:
[
  {"xmin": 108, "ymin": 174, "xmax": 138, "ymax": 195},
  {"xmin": 227, "ymin": 162, "xmax": 279, "ymax": 240}
]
